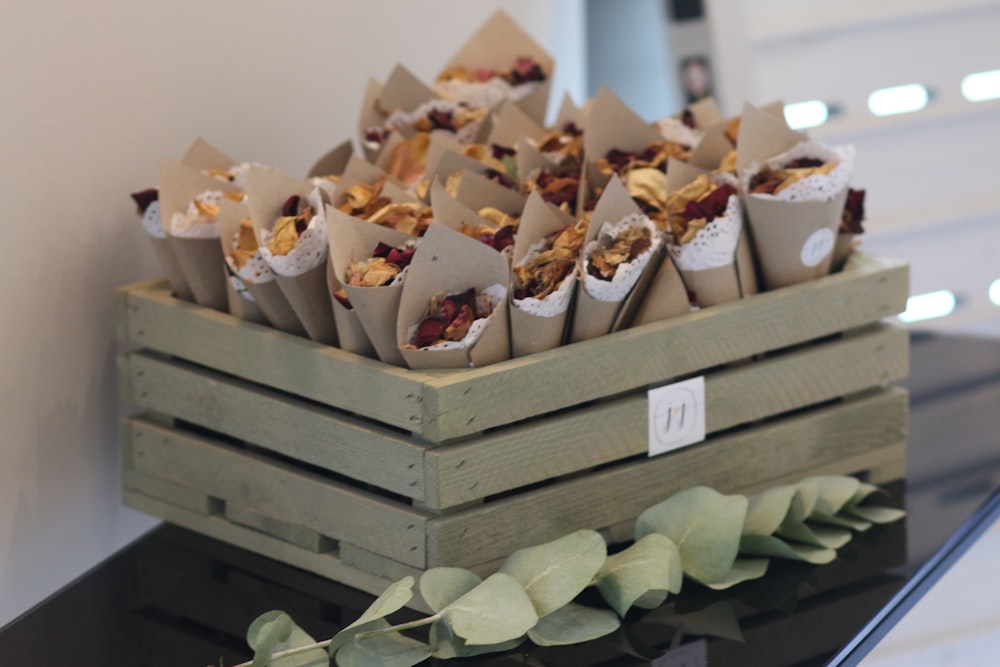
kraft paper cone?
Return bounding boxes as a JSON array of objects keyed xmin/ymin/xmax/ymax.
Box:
[
  {"xmin": 359, "ymin": 77, "xmax": 382, "ymax": 163},
  {"xmin": 509, "ymin": 191, "xmax": 578, "ymax": 356},
  {"xmin": 517, "ymin": 138, "xmax": 586, "ymax": 216},
  {"xmin": 340, "ymin": 153, "xmax": 394, "ymax": 188},
  {"xmin": 326, "ymin": 260, "xmax": 375, "ymax": 358},
  {"xmin": 158, "ymin": 157, "xmax": 241, "ymax": 310},
  {"xmin": 148, "ymin": 235, "xmax": 194, "ymax": 301},
  {"xmin": 429, "ymin": 179, "xmax": 496, "ymax": 234},
  {"xmin": 583, "ymin": 86, "xmax": 664, "ymax": 190},
  {"xmin": 307, "ymin": 140, "xmax": 353, "ymax": 178},
  {"xmin": 327, "ymin": 207, "xmax": 416, "ymax": 366},
  {"xmin": 569, "ymin": 177, "xmax": 661, "ymax": 342},
  {"xmin": 453, "ymin": 169, "xmax": 526, "ymax": 215},
  {"xmin": 628, "ymin": 247, "xmax": 690, "ymax": 327},
  {"xmin": 735, "ymin": 101, "xmax": 806, "ymax": 176},
  {"xmin": 488, "ymin": 99, "xmax": 546, "ymax": 148},
  {"xmin": 166, "ymin": 236, "xmax": 229, "ymax": 310},
  {"xmin": 397, "ymin": 223, "xmax": 510, "ymax": 369},
  {"xmin": 180, "ymin": 137, "xmax": 236, "ymax": 171},
  {"xmin": 689, "ymin": 121, "xmax": 735, "ymax": 170},
  {"xmin": 664, "ymin": 158, "xmax": 756, "ymax": 307},
  {"xmin": 554, "ymin": 92, "xmax": 587, "ymax": 132},
  {"xmin": 248, "ymin": 166, "xmax": 338, "ymax": 344},
  {"xmin": 832, "ymin": 233, "xmax": 857, "ymax": 271},
  {"xmin": 225, "ymin": 276, "xmax": 267, "ymax": 324},
  {"xmin": 359, "ymin": 65, "xmax": 439, "ymax": 162},
  {"xmin": 245, "ymin": 279, "xmax": 305, "ymax": 336},
  {"xmin": 437, "ymin": 9, "xmax": 555, "ymax": 125}
]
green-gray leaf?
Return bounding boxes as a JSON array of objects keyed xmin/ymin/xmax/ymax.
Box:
[
  {"xmin": 809, "ymin": 476, "xmax": 860, "ymax": 517},
  {"xmin": 787, "ymin": 479, "xmax": 819, "ymax": 524},
  {"xmin": 743, "ymin": 485, "xmax": 796, "ymax": 536},
  {"xmin": 635, "ymin": 486, "xmax": 748, "ymax": 584},
  {"xmin": 275, "ymin": 626, "xmax": 330, "ymax": 667},
  {"xmin": 419, "ymin": 568, "xmax": 482, "ymax": 613},
  {"xmin": 595, "ymin": 533, "xmax": 682, "ymax": 617},
  {"xmin": 740, "ymin": 534, "xmax": 836, "ymax": 564},
  {"xmin": 328, "ymin": 576, "xmax": 415, "ymax": 657},
  {"xmin": 777, "ymin": 522, "xmax": 852, "ymax": 550},
  {"xmin": 336, "ymin": 628, "xmax": 431, "ymax": 667},
  {"xmin": 810, "ymin": 510, "xmax": 873, "ymax": 532},
  {"xmin": 442, "ymin": 572, "xmax": 539, "ymax": 645},
  {"xmin": 700, "ymin": 557, "xmax": 769, "ymax": 590},
  {"xmin": 247, "ymin": 610, "xmax": 293, "ymax": 667},
  {"xmin": 526, "ymin": 603, "xmax": 620, "ymax": 647},
  {"xmin": 429, "ymin": 620, "xmax": 524, "ymax": 659},
  {"xmin": 499, "ymin": 529, "xmax": 607, "ymax": 617},
  {"xmin": 843, "ymin": 505, "xmax": 906, "ymax": 524}
]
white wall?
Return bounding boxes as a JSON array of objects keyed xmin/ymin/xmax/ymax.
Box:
[{"xmin": 0, "ymin": 0, "xmax": 584, "ymax": 627}]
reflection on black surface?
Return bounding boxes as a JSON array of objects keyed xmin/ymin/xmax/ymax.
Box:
[{"xmin": 0, "ymin": 484, "xmax": 908, "ymax": 667}]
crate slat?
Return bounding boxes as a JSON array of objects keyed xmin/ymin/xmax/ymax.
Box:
[
  {"xmin": 122, "ymin": 468, "xmax": 221, "ymax": 515},
  {"xmin": 124, "ymin": 417, "xmax": 430, "ymax": 567},
  {"xmin": 424, "ymin": 324, "xmax": 908, "ymax": 508},
  {"xmin": 122, "ymin": 351, "xmax": 427, "ymax": 501},
  {"xmin": 224, "ymin": 503, "xmax": 338, "ymax": 554},
  {"xmin": 426, "ymin": 388, "xmax": 908, "ymax": 568}
]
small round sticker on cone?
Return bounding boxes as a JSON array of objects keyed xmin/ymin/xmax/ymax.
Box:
[{"xmin": 800, "ymin": 228, "xmax": 835, "ymax": 268}]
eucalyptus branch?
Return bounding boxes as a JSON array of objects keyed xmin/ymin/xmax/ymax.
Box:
[
  {"xmin": 231, "ymin": 638, "xmax": 332, "ymax": 667},
  {"xmin": 354, "ymin": 612, "xmax": 443, "ymax": 641}
]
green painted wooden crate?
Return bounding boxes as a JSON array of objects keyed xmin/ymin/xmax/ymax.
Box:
[{"xmin": 116, "ymin": 252, "xmax": 910, "ymax": 599}]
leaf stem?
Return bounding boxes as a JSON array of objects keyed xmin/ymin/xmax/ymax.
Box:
[
  {"xmin": 355, "ymin": 612, "xmax": 443, "ymax": 640},
  {"xmin": 231, "ymin": 638, "xmax": 333, "ymax": 667}
]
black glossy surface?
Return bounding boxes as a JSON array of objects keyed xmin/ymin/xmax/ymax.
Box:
[{"xmin": 3, "ymin": 332, "xmax": 1000, "ymax": 667}]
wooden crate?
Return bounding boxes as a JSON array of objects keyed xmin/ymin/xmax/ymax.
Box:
[{"xmin": 116, "ymin": 252, "xmax": 910, "ymax": 599}]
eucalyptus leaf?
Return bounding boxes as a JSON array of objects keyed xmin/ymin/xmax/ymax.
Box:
[
  {"xmin": 328, "ymin": 576, "xmax": 415, "ymax": 657},
  {"xmin": 777, "ymin": 522, "xmax": 852, "ymax": 550},
  {"xmin": 275, "ymin": 626, "xmax": 332, "ymax": 667},
  {"xmin": 336, "ymin": 626, "xmax": 431, "ymax": 667},
  {"xmin": 786, "ymin": 479, "xmax": 819, "ymax": 524},
  {"xmin": 442, "ymin": 572, "xmax": 539, "ymax": 645},
  {"xmin": 810, "ymin": 510, "xmax": 873, "ymax": 532},
  {"xmin": 429, "ymin": 620, "xmax": 524, "ymax": 659},
  {"xmin": 842, "ymin": 505, "xmax": 906, "ymax": 524},
  {"xmin": 499, "ymin": 529, "xmax": 607, "ymax": 617},
  {"xmin": 633, "ymin": 590, "xmax": 669, "ymax": 610},
  {"xmin": 527, "ymin": 603, "xmax": 620, "ymax": 647},
  {"xmin": 635, "ymin": 487, "xmax": 748, "ymax": 585},
  {"xmin": 739, "ymin": 534, "xmax": 836, "ymax": 565},
  {"xmin": 743, "ymin": 485, "xmax": 796, "ymax": 536},
  {"xmin": 419, "ymin": 567, "xmax": 482, "ymax": 613},
  {"xmin": 595, "ymin": 533, "xmax": 682, "ymax": 617},
  {"xmin": 808, "ymin": 476, "xmax": 860, "ymax": 517},
  {"xmin": 847, "ymin": 481, "xmax": 884, "ymax": 507},
  {"xmin": 700, "ymin": 557, "xmax": 769, "ymax": 590},
  {"xmin": 247, "ymin": 610, "xmax": 293, "ymax": 667}
]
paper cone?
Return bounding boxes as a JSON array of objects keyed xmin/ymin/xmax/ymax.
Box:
[
  {"xmin": 554, "ymin": 92, "xmax": 587, "ymax": 132},
  {"xmin": 663, "ymin": 159, "xmax": 757, "ymax": 307},
  {"xmin": 569, "ymin": 177, "xmax": 662, "ymax": 342},
  {"xmin": 326, "ymin": 259, "xmax": 375, "ymax": 358},
  {"xmin": 397, "ymin": 223, "xmax": 510, "ymax": 369},
  {"xmin": 158, "ymin": 157, "xmax": 241, "ymax": 310},
  {"xmin": 453, "ymin": 169, "xmax": 526, "ymax": 216},
  {"xmin": 307, "ymin": 140, "xmax": 353, "ymax": 178},
  {"xmin": 215, "ymin": 198, "xmax": 265, "ymax": 323},
  {"xmin": 832, "ymin": 233, "xmax": 857, "ymax": 271},
  {"xmin": 688, "ymin": 121, "xmax": 735, "ymax": 170},
  {"xmin": 359, "ymin": 65, "xmax": 439, "ymax": 162},
  {"xmin": 180, "ymin": 137, "xmax": 236, "ymax": 171},
  {"xmin": 628, "ymin": 247, "xmax": 690, "ymax": 327},
  {"xmin": 429, "ymin": 179, "xmax": 497, "ymax": 233},
  {"xmin": 509, "ymin": 190, "xmax": 579, "ymax": 356},
  {"xmin": 245, "ymin": 279, "xmax": 306, "ymax": 336},
  {"xmin": 148, "ymin": 235, "xmax": 194, "ymax": 301},
  {"xmin": 225, "ymin": 275, "xmax": 267, "ymax": 324},
  {"xmin": 248, "ymin": 166, "xmax": 338, "ymax": 344},
  {"xmin": 488, "ymin": 99, "xmax": 546, "ymax": 148},
  {"xmin": 436, "ymin": 9, "xmax": 555, "ymax": 125},
  {"xmin": 327, "ymin": 207, "xmax": 417, "ymax": 366},
  {"xmin": 583, "ymin": 86, "xmax": 664, "ymax": 190},
  {"xmin": 735, "ymin": 101, "xmax": 807, "ymax": 176}
]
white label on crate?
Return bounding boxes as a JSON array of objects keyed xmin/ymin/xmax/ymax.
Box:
[
  {"xmin": 652, "ymin": 639, "xmax": 707, "ymax": 667},
  {"xmin": 648, "ymin": 376, "xmax": 706, "ymax": 457},
  {"xmin": 800, "ymin": 227, "xmax": 835, "ymax": 267}
]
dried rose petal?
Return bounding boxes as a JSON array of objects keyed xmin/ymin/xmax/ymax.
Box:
[
  {"xmin": 563, "ymin": 121, "xmax": 582, "ymax": 137},
  {"xmin": 386, "ymin": 245, "xmax": 416, "ymax": 269},
  {"xmin": 282, "ymin": 195, "xmax": 300, "ymax": 217},
  {"xmin": 131, "ymin": 188, "xmax": 158, "ymax": 214},
  {"xmin": 683, "ymin": 183, "xmax": 734, "ymax": 222},
  {"xmin": 841, "ymin": 188, "xmax": 866, "ymax": 234},
  {"xmin": 784, "ymin": 157, "xmax": 824, "ymax": 169},
  {"xmin": 413, "ymin": 317, "xmax": 449, "ymax": 348},
  {"xmin": 428, "ymin": 109, "xmax": 456, "ymax": 131},
  {"xmin": 493, "ymin": 225, "xmax": 517, "ymax": 252},
  {"xmin": 444, "ymin": 305, "xmax": 475, "ymax": 341},
  {"xmin": 438, "ymin": 288, "xmax": 476, "ymax": 322},
  {"xmin": 491, "ymin": 143, "xmax": 516, "ymax": 160},
  {"xmin": 482, "ymin": 168, "xmax": 517, "ymax": 191},
  {"xmin": 681, "ymin": 109, "xmax": 696, "ymax": 129},
  {"xmin": 333, "ymin": 289, "xmax": 352, "ymax": 309}
]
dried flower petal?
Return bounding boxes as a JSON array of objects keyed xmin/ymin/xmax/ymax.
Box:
[
  {"xmin": 841, "ymin": 188, "xmax": 866, "ymax": 234},
  {"xmin": 131, "ymin": 188, "xmax": 158, "ymax": 214}
]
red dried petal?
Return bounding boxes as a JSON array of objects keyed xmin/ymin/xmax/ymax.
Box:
[
  {"xmin": 282, "ymin": 195, "xmax": 301, "ymax": 217},
  {"xmin": 784, "ymin": 157, "xmax": 824, "ymax": 169},
  {"xmin": 438, "ymin": 287, "xmax": 476, "ymax": 321},
  {"xmin": 428, "ymin": 109, "xmax": 456, "ymax": 131},
  {"xmin": 294, "ymin": 217, "xmax": 309, "ymax": 236},
  {"xmin": 483, "ymin": 168, "xmax": 517, "ymax": 191},
  {"xmin": 681, "ymin": 109, "xmax": 696, "ymax": 129},
  {"xmin": 563, "ymin": 121, "xmax": 582, "ymax": 137},
  {"xmin": 130, "ymin": 188, "xmax": 159, "ymax": 214},
  {"xmin": 413, "ymin": 317, "xmax": 449, "ymax": 347},
  {"xmin": 492, "ymin": 225, "xmax": 517, "ymax": 252},
  {"xmin": 444, "ymin": 305, "xmax": 475, "ymax": 341},
  {"xmin": 371, "ymin": 242, "xmax": 394, "ymax": 259},
  {"xmin": 841, "ymin": 188, "xmax": 866, "ymax": 234},
  {"xmin": 386, "ymin": 245, "xmax": 416, "ymax": 269},
  {"xmin": 682, "ymin": 183, "xmax": 734, "ymax": 222},
  {"xmin": 491, "ymin": 143, "xmax": 516, "ymax": 160},
  {"xmin": 333, "ymin": 289, "xmax": 352, "ymax": 310}
]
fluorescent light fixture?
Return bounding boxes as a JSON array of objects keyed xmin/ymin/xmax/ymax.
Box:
[
  {"xmin": 868, "ymin": 84, "xmax": 929, "ymax": 117},
  {"xmin": 898, "ymin": 290, "xmax": 956, "ymax": 323},
  {"xmin": 962, "ymin": 69, "xmax": 1000, "ymax": 102},
  {"xmin": 784, "ymin": 100, "xmax": 830, "ymax": 130},
  {"xmin": 989, "ymin": 279, "xmax": 1000, "ymax": 306}
]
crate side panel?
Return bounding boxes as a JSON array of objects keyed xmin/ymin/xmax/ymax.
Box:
[
  {"xmin": 225, "ymin": 503, "xmax": 338, "ymax": 553},
  {"xmin": 125, "ymin": 416, "xmax": 429, "ymax": 567},
  {"xmin": 426, "ymin": 325, "xmax": 909, "ymax": 508},
  {"xmin": 423, "ymin": 253, "xmax": 909, "ymax": 440},
  {"xmin": 122, "ymin": 468, "xmax": 220, "ymax": 515},
  {"xmin": 125, "ymin": 351, "xmax": 427, "ymax": 501},
  {"xmin": 427, "ymin": 388, "xmax": 908, "ymax": 567},
  {"xmin": 119, "ymin": 282, "xmax": 430, "ymax": 433}
]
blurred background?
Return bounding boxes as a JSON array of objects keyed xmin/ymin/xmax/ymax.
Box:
[{"xmin": 0, "ymin": 0, "xmax": 997, "ymax": 630}]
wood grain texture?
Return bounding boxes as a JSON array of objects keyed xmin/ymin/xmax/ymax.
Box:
[
  {"xmin": 419, "ymin": 253, "xmax": 909, "ymax": 440},
  {"xmin": 125, "ymin": 416, "xmax": 430, "ymax": 567},
  {"xmin": 424, "ymin": 324, "xmax": 909, "ymax": 508},
  {"xmin": 426, "ymin": 388, "xmax": 908, "ymax": 568},
  {"xmin": 122, "ymin": 468, "xmax": 220, "ymax": 515},
  {"xmin": 225, "ymin": 503, "xmax": 338, "ymax": 553},
  {"xmin": 116, "ymin": 282, "xmax": 432, "ymax": 433},
  {"xmin": 123, "ymin": 350, "xmax": 427, "ymax": 500},
  {"xmin": 122, "ymin": 490, "xmax": 432, "ymax": 614}
]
